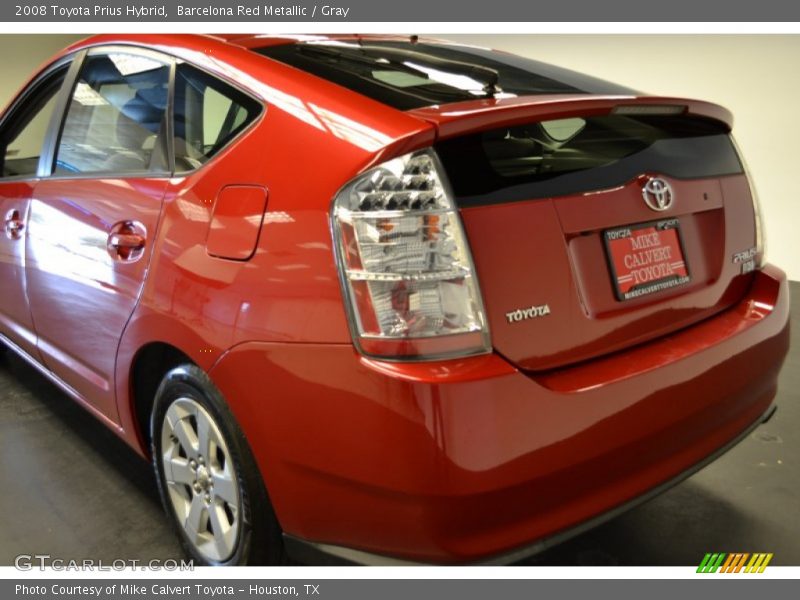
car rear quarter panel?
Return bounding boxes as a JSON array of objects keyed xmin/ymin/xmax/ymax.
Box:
[{"xmin": 100, "ymin": 34, "xmax": 435, "ymax": 452}]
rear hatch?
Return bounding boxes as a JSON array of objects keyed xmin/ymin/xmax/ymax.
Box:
[
  {"xmin": 418, "ymin": 97, "xmax": 758, "ymax": 371},
  {"xmin": 254, "ymin": 38, "xmax": 759, "ymax": 370}
]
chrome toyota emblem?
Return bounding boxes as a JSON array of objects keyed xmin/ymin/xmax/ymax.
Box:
[{"xmin": 641, "ymin": 177, "xmax": 674, "ymax": 211}]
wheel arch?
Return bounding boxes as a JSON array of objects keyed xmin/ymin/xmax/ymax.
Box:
[
  {"xmin": 129, "ymin": 341, "xmax": 194, "ymax": 457},
  {"xmin": 115, "ymin": 303, "xmax": 232, "ymax": 456}
]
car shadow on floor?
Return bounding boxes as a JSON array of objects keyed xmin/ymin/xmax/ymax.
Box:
[{"xmin": 521, "ymin": 482, "xmax": 758, "ymax": 566}]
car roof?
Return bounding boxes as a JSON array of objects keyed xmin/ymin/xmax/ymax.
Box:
[
  {"xmin": 45, "ymin": 34, "xmax": 729, "ymax": 123},
  {"xmin": 64, "ymin": 33, "xmax": 428, "ymax": 53}
]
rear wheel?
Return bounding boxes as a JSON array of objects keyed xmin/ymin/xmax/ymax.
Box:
[{"xmin": 151, "ymin": 365, "xmax": 285, "ymax": 565}]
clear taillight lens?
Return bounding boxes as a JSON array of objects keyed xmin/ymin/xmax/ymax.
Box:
[
  {"xmin": 752, "ymin": 179, "xmax": 766, "ymax": 267},
  {"xmin": 332, "ymin": 149, "xmax": 490, "ymax": 359},
  {"xmin": 732, "ymin": 136, "xmax": 766, "ymax": 268}
]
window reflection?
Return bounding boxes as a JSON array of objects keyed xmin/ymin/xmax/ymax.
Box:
[{"xmin": 56, "ymin": 53, "xmax": 169, "ymax": 175}]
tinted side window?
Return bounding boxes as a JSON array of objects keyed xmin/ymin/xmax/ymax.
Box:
[
  {"xmin": 173, "ymin": 64, "xmax": 262, "ymax": 172},
  {"xmin": 55, "ymin": 52, "xmax": 170, "ymax": 175},
  {"xmin": 0, "ymin": 66, "xmax": 68, "ymax": 178}
]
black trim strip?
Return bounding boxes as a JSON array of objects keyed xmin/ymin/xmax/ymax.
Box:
[
  {"xmin": 166, "ymin": 58, "xmax": 177, "ymax": 175},
  {"xmin": 39, "ymin": 50, "xmax": 86, "ymax": 178}
]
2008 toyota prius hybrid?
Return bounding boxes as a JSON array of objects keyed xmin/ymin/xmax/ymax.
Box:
[{"xmin": 0, "ymin": 34, "xmax": 790, "ymax": 565}]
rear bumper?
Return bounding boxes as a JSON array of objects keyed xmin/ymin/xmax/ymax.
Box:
[
  {"xmin": 209, "ymin": 265, "xmax": 790, "ymax": 564},
  {"xmin": 283, "ymin": 402, "xmax": 777, "ymax": 566}
]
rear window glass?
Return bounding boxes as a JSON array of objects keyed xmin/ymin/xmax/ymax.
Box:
[
  {"xmin": 255, "ymin": 40, "xmax": 636, "ymax": 110},
  {"xmin": 435, "ymin": 115, "xmax": 743, "ymax": 206}
]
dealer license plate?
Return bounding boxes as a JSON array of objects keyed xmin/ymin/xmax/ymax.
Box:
[{"xmin": 604, "ymin": 218, "xmax": 691, "ymax": 301}]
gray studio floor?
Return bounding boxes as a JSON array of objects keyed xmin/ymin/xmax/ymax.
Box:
[{"xmin": 1, "ymin": 283, "xmax": 797, "ymax": 567}]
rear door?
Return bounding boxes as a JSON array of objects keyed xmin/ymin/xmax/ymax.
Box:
[
  {"xmin": 26, "ymin": 47, "xmax": 171, "ymax": 421},
  {"xmin": 0, "ymin": 60, "xmax": 71, "ymax": 358}
]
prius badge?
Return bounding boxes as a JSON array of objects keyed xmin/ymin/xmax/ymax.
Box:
[{"xmin": 642, "ymin": 177, "xmax": 674, "ymax": 211}]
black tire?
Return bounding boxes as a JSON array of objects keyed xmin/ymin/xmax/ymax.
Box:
[{"xmin": 151, "ymin": 364, "xmax": 285, "ymax": 565}]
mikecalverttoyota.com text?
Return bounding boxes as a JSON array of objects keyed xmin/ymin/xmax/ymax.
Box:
[{"xmin": 13, "ymin": 4, "xmax": 352, "ymax": 18}]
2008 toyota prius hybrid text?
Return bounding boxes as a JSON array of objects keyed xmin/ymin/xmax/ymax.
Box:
[{"xmin": 0, "ymin": 34, "xmax": 790, "ymax": 565}]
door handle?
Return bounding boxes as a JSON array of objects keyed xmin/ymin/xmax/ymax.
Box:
[
  {"xmin": 108, "ymin": 233, "xmax": 145, "ymax": 250},
  {"xmin": 107, "ymin": 221, "xmax": 147, "ymax": 262},
  {"xmin": 4, "ymin": 209, "xmax": 24, "ymax": 240}
]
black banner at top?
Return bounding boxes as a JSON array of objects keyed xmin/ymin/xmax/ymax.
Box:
[{"xmin": 3, "ymin": 0, "xmax": 800, "ymax": 22}]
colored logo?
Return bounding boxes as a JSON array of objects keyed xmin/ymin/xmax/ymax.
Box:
[{"xmin": 697, "ymin": 553, "xmax": 773, "ymax": 573}]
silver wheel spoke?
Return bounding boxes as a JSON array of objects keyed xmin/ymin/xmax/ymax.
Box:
[
  {"xmin": 208, "ymin": 503, "xmax": 235, "ymax": 558},
  {"xmin": 185, "ymin": 494, "xmax": 207, "ymax": 542},
  {"xmin": 170, "ymin": 413, "xmax": 199, "ymax": 459},
  {"xmin": 165, "ymin": 456, "xmax": 194, "ymax": 485},
  {"xmin": 196, "ymin": 411, "xmax": 214, "ymax": 460},
  {"xmin": 212, "ymin": 471, "xmax": 237, "ymax": 505}
]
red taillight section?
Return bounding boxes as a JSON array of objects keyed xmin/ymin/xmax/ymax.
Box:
[{"xmin": 332, "ymin": 149, "xmax": 490, "ymax": 360}]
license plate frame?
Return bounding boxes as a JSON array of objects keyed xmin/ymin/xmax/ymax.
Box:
[{"xmin": 603, "ymin": 218, "xmax": 691, "ymax": 301}]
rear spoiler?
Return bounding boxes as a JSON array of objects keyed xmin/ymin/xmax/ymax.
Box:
[{"xmin": 408, "ymin": 95, "xmax": 733, "ymax": 140}]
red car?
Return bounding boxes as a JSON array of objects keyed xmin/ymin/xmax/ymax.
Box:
[{"xmin": 0, "ymin": 34, "xmax": 789, "ymax": 566}]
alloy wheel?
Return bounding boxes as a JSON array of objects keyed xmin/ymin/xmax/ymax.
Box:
[{"xmin": 160, "ymin": 397, "xmax": 241, "ymax": 562}]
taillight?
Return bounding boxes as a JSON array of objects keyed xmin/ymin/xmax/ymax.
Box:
[
  {"xmin": 332, "ymin": 149, "xmax": 490, "ymax": 360},
  {"xmin": 732, "ymin": 137, "xmax": 766, "ymax": 268}
]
